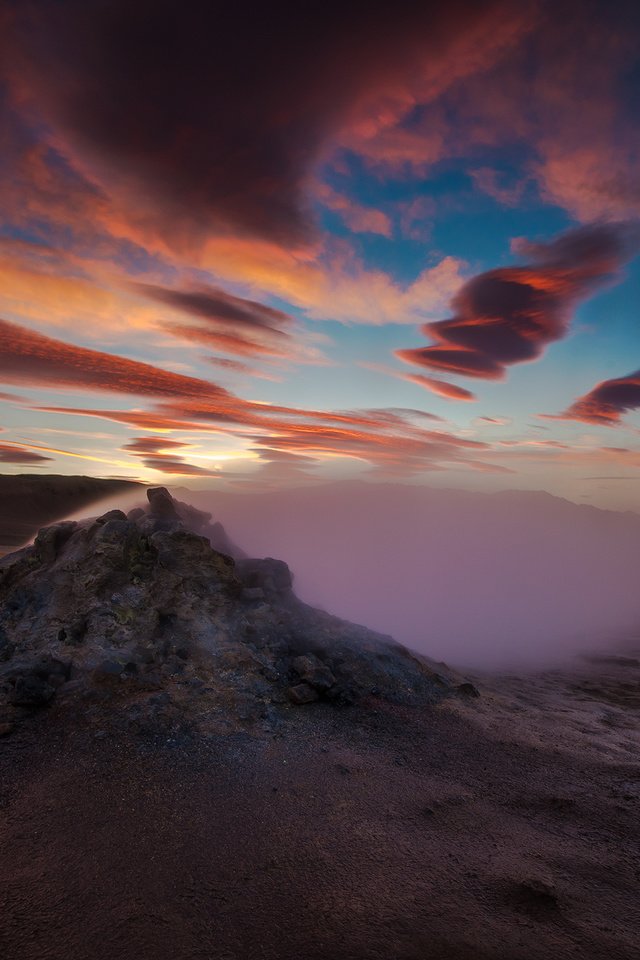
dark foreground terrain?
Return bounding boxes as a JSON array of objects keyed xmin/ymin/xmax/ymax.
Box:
[
  {"xmin": 1, "ymin": 657, "xmax": 639, "ymax": 960},
  {"xmin": 0, "ymin": 484, "xmax": 638, "ymax": 959}
]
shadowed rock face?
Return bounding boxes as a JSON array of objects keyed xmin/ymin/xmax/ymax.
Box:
[
  {"xmin": 0, "ymin": 488, "xmax": 452, "ymax": 735},
  {"xmin": 145, "ymin": 485, "xmax": 248, "ymax": 559}
]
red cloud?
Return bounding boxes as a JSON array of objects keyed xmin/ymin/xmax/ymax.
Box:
[
  {"xmin": 2, "ymin": 318, "xmax": 508, "ymax": 475},
  {"xmin": 34, "ymin": 398, "xmax": 501, "ymax": 477},
  {"xmin": 396, "ymin": 223, "xmax": 638, "ymax": 381},
  {"xmin": 0, "ymin": 318, "xmax": 232, "ymax": 401},
  {"xmin": 0, "ymin": 442, "xmax": 52, "ymax": 464},
  {"xmin": 544, "ymin": 371, "xmax": 640, "ymax": 426}
]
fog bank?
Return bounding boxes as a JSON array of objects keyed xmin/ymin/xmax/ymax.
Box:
[{"xmin": 182, "ymin": 482, "xmax": 640, "ymax": 670}]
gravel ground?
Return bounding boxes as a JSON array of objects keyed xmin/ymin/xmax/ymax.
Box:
[{"xmin": 1, "ymin": 656, "xmax": 639, "ymax": 960}]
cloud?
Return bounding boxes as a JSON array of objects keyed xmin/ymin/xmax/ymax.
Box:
[
  {"xmin": 33, "ymin": 407, "xmax": 230, "ymax": 434},
  {"xmin": 206, "ymin": 357, "xmax": 282, "ymax": 382},
  {"xmin": 403, "ymin": 374, "xmax": 476, "ymax": 401},
  {"xmin": 2, "ymin": 1, "xmax": 520, "ymax": 249},
  {"xmin": 349, "ymin": 3, "xmax": 640, "ymax": 223},
  {"xmin": 474, "ymin": 416, "xmax": 512, "ymax": 426},
  {"xmin": 132, "ymin": 283, "xmax": 292, "ymax": 336},
  {"xmin": 358, "ymin": 360, "xmax": 473, "ymax": 402},
  {"xmin": 34, "ymin": 396, "xmax": 503, "ymax": 479},
  {"xmin": 0, "ymin": 317, "xmax": 233, "ymax": 401},
  {"xmin": 0, "ymin": 390, "xmax": 28, "ymax": 403},
  {"xmin": 314, "ymin": 183, "xmax": 392, "ymax": 237},
  {"xmin": 121, "ymin": 435, "xmax": 221, "ymax": 476},
  {"xmin": 159, "ymin": 322, "xmax": 290, "ymax": 360},
  {"xmin": 543, "ymin": 371, "xmax": 640, "ymax": 426},
  {"xmin": 0, "ymin": 441, "xmax": 52, "ymax": 463},
  {"xmin": 396, "ymin": 223, "xmax": 639, "ymax": 381}
]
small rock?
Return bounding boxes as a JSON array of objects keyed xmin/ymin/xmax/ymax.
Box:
[
  {"xmin": 0, "ymin": 722, "xmax": 14, "ymax": 737},
  {"xmin": 287, "ymin": 683, "xmax": 319, "ymax": 705},
  {"xmin": 292, "ymin": 654, "xmax": 336, "ymax": 692},
  {"xmin": 59, "ymin": 620, "xmax": 87, "ymax": 647},
  {"xmin": 33, "ymin": 521, "xmax": 77, "ymax": 563},
  {"xmin": 512, "ymin": 876, "xmax": 560, "ymax": 916},
  {"xmin": 96, "ymin": 509, "xmax": 127, "ymax": 524},
  {"xmin": 236, "ymin": 557, "xmax": 293, "ymax": 596},
  {"xmin": 457, "ymin": 682, "xmax": 480, "ymax": 698},
  {"xmin": 147, "ymin": 487, "xmax": 180, "ymax": 520},
  {"xmin": 10, "ymin": 675, "xmax": 56, "ymax": 707}
]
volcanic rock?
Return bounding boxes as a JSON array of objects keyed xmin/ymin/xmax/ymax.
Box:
[
  {"xmin": 0, "ymin": 487, "xmax": 452, "ymax": 732},
  {"xmin": 292, "ymin": 654, "xmax": 336, "ymax": 692}
]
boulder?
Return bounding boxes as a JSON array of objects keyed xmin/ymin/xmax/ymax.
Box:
[{"xmin": 292, "ymin": 654, "xmax": 336, "ymax": 693}]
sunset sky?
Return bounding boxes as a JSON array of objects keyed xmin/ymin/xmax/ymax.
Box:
[{"xmin": 0, "ymin": 0, "xmax": 639, "ymax": 508}]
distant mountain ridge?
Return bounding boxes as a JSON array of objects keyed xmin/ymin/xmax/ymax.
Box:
[{"xmin": 0, "ymin": 475, "xmax": 142, "ymax": 552}]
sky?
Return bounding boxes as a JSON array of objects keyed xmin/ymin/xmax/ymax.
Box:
[{"xmin": 0, "ymin": 0, "xmax": 639, "ymax": 509}]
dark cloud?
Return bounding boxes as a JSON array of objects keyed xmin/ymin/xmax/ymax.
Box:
[
  {"xmin": 2, "ymin": 0, "xmax": 507, "ymax": 246},
  {"xmin": 133, "ymin": 283, "xmax": 292, "ymax": 336},
  {"xmin": 545, "ymin": 370, "xmax": 640, "ymax": 426},
  {"xmin": 0, "ymin": 441, "xmax": 52, "ymax": 463},
  {"xmin": 396, "ymin": 223, "xmax": 639, "ymax": 381}
]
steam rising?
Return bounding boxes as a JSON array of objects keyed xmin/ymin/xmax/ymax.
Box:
[
  {"xmin": 183, "ymin": 483, "xmax": 640, "ymax": 670},
  {"xmin": 57, "ymin": 482, "xmax": 640, "ymax": 670}
]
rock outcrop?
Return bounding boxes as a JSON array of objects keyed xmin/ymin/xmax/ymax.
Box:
[{"xmin": 0, "ymin": 487, "xmax": 452, "ymax": 735}]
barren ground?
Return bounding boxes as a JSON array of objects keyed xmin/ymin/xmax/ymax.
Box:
[{"xmin": 1, "ymin": 653, "xmax": 639, "ymax": 960}]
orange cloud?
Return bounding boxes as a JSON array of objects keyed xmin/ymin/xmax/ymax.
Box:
[{"xmin": 0, "ymin": 317, "xmax": 232, "ymax": 402}]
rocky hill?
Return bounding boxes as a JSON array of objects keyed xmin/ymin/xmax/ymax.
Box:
[{"xmin": 0, "ymin": 487, "xmax": 460, "ymax": 739}]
